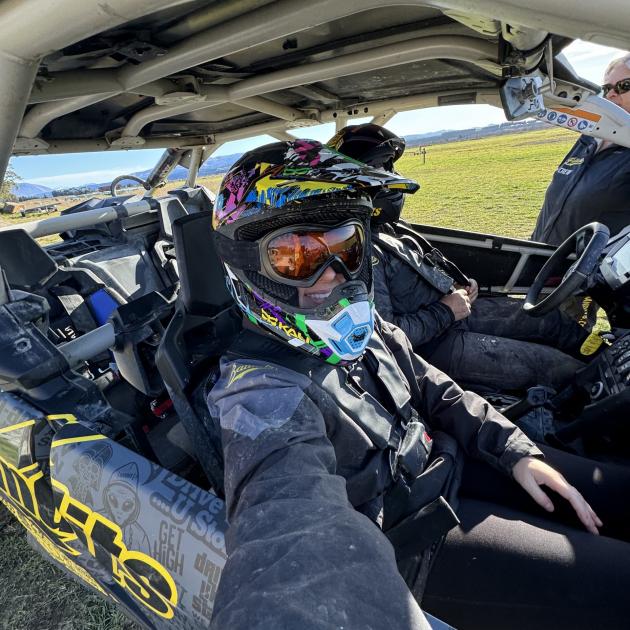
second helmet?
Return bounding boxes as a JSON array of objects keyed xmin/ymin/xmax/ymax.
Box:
[{"xmin": 328, "ymin": 124, "xmax": 409, "ymax": 224}]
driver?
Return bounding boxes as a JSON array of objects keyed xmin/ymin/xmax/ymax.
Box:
[
  {"xmin": 328, "ymin": 124, "xmax": 593, "ymax": 393},
  {"xmin": 207, "ymin": 140, "xmax": 630, "ymax": 630}
]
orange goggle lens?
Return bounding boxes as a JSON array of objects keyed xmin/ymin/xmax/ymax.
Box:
[{"xmin": 266, "ymin": 223, "xmax": 364, "ymax": 281}]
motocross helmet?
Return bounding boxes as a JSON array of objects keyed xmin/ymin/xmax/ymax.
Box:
[
  {"xmin": 213, "ymin": 139, "xmax": 418, "ymax": 364},
  {"xmin": 328, "ymin": 124, "xmax": 408, "ymax": 225}
]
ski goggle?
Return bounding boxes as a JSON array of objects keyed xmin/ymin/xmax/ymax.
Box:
[
  {"xmin": 601, "ymin": 78, "xmax": 630, "ymax": 95},
  {"xmin": 261, "ymin": 221, "xmax": 365, "ymax": 285}
]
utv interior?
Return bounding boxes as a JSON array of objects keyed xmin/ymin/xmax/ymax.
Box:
[{"xmin": 0, "ymin": 1, "xmax": 629, "ymax": 628}]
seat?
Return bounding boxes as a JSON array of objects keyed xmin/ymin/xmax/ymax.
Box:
[{"xmin": 156, "ymin": 210, "xmax": 240, "ymax": 494}]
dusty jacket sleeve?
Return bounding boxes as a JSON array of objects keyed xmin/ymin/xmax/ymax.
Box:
[
  {"xmin": 373, "ymin": 250, "xmax": 454, "ymax": 348},
  {"xmin": 380, "ymin": 320, "xmax": 543, "ymax": 474},
  {"xmin": 208, "ymin": 358, "xmax": 431, "ymax": 630}
]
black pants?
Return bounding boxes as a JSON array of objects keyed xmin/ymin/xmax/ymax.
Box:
[
  {"xmin": 423, "ymin": 445, "xmax": 630, "ymax": 630},
  {"xmin": 424, "ymin": 297, "xmax": 589, "ymax": 392}
]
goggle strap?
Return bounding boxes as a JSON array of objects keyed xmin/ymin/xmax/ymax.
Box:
[{"xmin": 213, "ymin": 231, "xmax": 261, "ymax": 271}]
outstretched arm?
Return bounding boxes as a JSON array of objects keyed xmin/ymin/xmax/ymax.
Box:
[
  {"xmin": 209, "ymin": 359, "xmax": 430, "ymax": 630},
  {"xmin": 512, "ymin": 456, "xmax": 602, "ymax": 534}
]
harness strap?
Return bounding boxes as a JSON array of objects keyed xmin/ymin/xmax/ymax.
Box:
[
  {"xmin": 228, "ymin": 327, "xmax": 432, "ymax": 482},
  {"xmin": 379, "ymin": 220, "xmax": 471, "ymax": 287}
]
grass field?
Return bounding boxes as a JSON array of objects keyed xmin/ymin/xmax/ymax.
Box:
[
  {"xmin": 395, "ymin": 126, "xmax": 575, "ymax": 237},
  {"xmin": 0, "ymin": 126, "xmax": 577, "ymax": 629}
]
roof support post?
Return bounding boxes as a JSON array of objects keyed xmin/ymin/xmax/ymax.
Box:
[
  {"xmin": 185, "ymin": 147, "xmax": 203, "ymax": 187},
  {"xmin": 0, "ymin": 53, "xmax": 38, "ymax": 187}
]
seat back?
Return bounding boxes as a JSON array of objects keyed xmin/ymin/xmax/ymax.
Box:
[
  {"xmin": 175, "ymin": 211, "xmax": 233, "ymax": 317},
  {"xmin": 156, "ymin": 210, "xmax": 239, "ymax": 493},
  {"xmin": 0, "ymin": 229, "xmax": 58, "ymax": 290}
]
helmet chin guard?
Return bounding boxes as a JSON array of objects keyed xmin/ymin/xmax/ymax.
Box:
[{"xmin": 305, "ymin": 301, "xmax": 374, "ymax": 361}]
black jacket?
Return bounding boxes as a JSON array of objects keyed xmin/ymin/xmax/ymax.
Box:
[
  {"xmin": 207, "ymin": 320, "xmax": 541, "ymax": 628},
  {"xmin": 532, "ymin": 135, "xmax": 630, "ymax": 245},
  {"xmin": 372, "ymin": 231, "xmax": 455, "ymax": 353}
]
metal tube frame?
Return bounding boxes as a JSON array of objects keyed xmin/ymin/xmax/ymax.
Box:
[
  {"xmin": 26, "ymin": 34, "xmax": 499, "ymax": 144},
  {"xmin": 0, "ymin": 0, "xmax": 190, "ymax": 184},
  {"xmin": 185, "ymin": 148, "xmax": 203, "ymax": 187},
  {"xmin": 58, "ymin": 323, "xmax": 116, "ymax": 368},
  {"xmin": 12, "ymin": 88, "xmax": 501, "ymax": 155},
  {"xmin": 6, "ymin": 0, "xmax": 629, "ymax": 163},
  {"xmin": 0, "ymin": 199, "xmax": 154, "ymax": 238}
]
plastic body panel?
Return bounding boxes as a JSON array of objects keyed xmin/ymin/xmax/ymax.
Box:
[{"xmin": 0, "ymin": 393, "xmax": 228, "ymax": 629}]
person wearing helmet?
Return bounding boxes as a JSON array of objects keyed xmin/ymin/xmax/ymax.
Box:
[
  {"xmin": 207, "ymin": 140, "xmax": 630, "ymax": 630},
  {"xmin": 330, "ymin": 124, "xmax": 592, "ymax": 394}
]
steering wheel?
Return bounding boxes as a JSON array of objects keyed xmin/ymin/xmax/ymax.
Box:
[
  {"xmin": 523, "ymin": 222, "xmax": 610, "ymax": 317},
  {"xmin": 110, "ymin": 174, "xmax": 150, "ymax": 197}
]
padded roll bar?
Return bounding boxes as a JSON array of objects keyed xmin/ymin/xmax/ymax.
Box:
[{"xmin": 57, "ymin": 323, "xmax": 116, "ymax": 368}]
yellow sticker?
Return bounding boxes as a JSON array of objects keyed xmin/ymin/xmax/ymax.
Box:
[
  {"xmin": 564, "ymin": 157, "xmax": 585, "ymax": 167},
  {"xmin": 580, "ymin": 332, "xmax": 604, "ymax": 356}
]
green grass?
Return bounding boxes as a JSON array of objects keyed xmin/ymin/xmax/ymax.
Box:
[
  {"xmin": 0, "ymin": 126, "xmax": 578, "ymax": 628},
  {"xmin": 396, "ymin": 127, "xmax": 575, "ymax": 238},
  {"xmin": 0, "ymin": 504, "xmax": 137, "ymax": 630}
]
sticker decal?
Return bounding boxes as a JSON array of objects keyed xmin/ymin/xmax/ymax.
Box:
[
  {"xmin": 227, "ymin": 363, "xmax": 262, "ymax": 387},
  {"xmin": 0, "ymin": 395, "xmax": 230, "ymax": 626},
  {"xmin": 261, "ymin": 308, "xmax": 311, "ymax": 344}
]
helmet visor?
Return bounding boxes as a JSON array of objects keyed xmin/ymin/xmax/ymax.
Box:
[{"xmin": 264, "ymin": 221, "xmax": 365, "ymax": 284}]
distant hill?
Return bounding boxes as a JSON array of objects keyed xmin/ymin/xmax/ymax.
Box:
[
  {"xmin": 132, "ymin": 152, "xmax": 242, "ymax": 182},
  {"xmin": 13, "ymin": 182, "xmax": 54, "ymax": 199},
  {"xmin": 15, "ymin": 121, "xmax": 551, "ymax": 196},
  {"xmin": 404, "ymin": 119, "xmax": 547, "ymax": 147}
]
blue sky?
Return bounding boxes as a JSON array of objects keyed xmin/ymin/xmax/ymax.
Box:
[{"xmin": 13, "ymin": 40, "xmax": 625, "ymax": 189}]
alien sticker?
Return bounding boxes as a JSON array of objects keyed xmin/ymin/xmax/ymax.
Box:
[{"xmin": 102, "ymin": 462, "xmax": 151, "ymax": 554}]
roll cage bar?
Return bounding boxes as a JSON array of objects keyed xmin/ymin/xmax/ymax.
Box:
[{"xmin": 1, "ymin": 0, "xmax": 630, "ymax": 187}]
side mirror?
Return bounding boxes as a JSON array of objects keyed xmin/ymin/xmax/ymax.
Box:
[{"xmin": 499, "ymin": 76, "xmax": 545, "ymax": 120}]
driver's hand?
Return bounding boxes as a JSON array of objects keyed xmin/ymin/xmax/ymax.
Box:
[
  {"xmin": 440, "ymin": 289, "xmax": 472, "ymax": 321},
  {"xmin": 512, "ymin": 457, "xmax": 603, "ymax": 535}
]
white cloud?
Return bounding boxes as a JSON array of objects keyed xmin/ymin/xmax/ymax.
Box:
[
  {"xmin": 562, "ymin": 41, "xmax": 627, "ymax": 83},
  {"xmin": 28, "ymin": 164, "xmax": 152, "ymax": 189}
]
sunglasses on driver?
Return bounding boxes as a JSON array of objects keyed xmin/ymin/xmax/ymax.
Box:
[{"xmin": 601, "ymin": 78, "xmax": 630, "ymax": 95}]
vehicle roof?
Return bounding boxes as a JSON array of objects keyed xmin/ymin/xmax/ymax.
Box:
[{"xmin": 3, "ymin": 0, "xmax": 629, "ymax": 160}]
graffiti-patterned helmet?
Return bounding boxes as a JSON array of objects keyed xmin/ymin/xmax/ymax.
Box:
[{"xmin": 212, "ymin": 139, "xmax": 418, "ymax": 364}]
